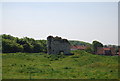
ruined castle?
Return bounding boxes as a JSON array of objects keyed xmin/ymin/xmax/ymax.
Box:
[{"xmin": 47, "ymin": 36, "xmax": 70, "ymax": 54}]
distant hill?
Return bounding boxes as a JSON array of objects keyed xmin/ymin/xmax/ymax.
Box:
[{"xmin": 69, "ymin": 40, "xmax": 92, "ymax": 46}]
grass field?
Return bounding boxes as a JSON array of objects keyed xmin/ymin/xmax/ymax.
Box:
[{"xmin": 2, "ymin": 50, "xmax": 119, "ymax": 79}]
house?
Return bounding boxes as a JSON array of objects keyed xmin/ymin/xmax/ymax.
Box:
[
  {"xmin": 119, "ymin": 48, "xmax": 120, "ymax": 56},
  {"xmin": 97, "ymin": 47, "xmax": 116, "ymax": 55},
  {"xmin": 71, "ymin": 45, "xmax": 88, "ymax": 50}
]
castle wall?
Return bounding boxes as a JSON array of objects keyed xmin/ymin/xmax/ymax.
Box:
[{"xmin": 47, "ymin": 36, "xmax": 70, "ymax": 54}]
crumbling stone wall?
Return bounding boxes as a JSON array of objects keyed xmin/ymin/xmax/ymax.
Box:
[{"xmin": 47, "ymin": 36, "xmax": 70, "ymax": 54}]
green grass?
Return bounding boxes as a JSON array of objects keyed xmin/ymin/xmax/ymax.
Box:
[{"xmin": 2, "ymin": 50, "xmax": 119, "ymax": 79}]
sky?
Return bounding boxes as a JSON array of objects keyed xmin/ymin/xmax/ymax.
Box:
[
  {"xmin": 0, "ymin": 0, "xmax": 119, "ymax": 2},
  {"xmin": 0, "ymin": 2, "xmax": 118, "ymax": 45}
]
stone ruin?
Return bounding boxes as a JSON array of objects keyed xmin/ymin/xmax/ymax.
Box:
[{"xmin": 47, "ymin": 36, "xmax": 71, "ymax": 54}]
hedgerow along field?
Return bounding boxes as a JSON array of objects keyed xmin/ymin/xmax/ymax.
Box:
[{"xmin": 2, "ymin": 50, "xmax": 118, "ymax": 79}]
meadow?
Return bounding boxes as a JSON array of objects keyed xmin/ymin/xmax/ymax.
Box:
[{"xmin": 2, "ymin": 50, "xmax": 119, "ymax": 79}]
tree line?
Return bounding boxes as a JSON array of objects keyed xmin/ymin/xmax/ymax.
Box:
[
  {"xmin": 2, "ymin": 34, "xmax": 47, "ymax": 53},
  {"xmin": 1, "ymin": 34, "xmax": 97, "ymax": 53},
  {"xmin": 1, "ymin": 34, "xmax": 119, "ymax": 53},
  {"xmin": 69, "ymin": 40, "xmax": 92, "ymax": 46}
]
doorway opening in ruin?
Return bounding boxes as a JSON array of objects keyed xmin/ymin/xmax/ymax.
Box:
[{"xmin": 59, "ymin": 51, "xmax": 64, "ymax": 55}]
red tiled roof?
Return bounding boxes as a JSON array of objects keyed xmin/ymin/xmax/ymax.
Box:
[
  {"xmin": 97, "ymin": 47, "xmax": 116, "ymax": 55},
  {"xmin": 71, "ymin": 45, "xmax": 87, "ymax": 50},
  {"xmin": 103, "ymin": 48, "xmax": 110, "ymax": 50}
]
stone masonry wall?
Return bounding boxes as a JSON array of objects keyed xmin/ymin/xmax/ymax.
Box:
[{"xmin": 47, "ymin": 36, "xmax": 70, "ymax": 54}]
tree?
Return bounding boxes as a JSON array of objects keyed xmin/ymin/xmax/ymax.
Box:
[
  {"xmin": 37, "ymin": 40, "xmax": 47, "ymax": 52},
  {"xmin": 2, "ymin": 34, "xmax": 47, "ymax": 53},
  {"xmin": 85, "ymin": 47, "xmax": 93, "ymax": 53},
  {"xmin": 23, "ymin": 43, "xmax": 33, "ymax": 53},
  {"xmin": 33, "ymin": 43, "xmax": 42, "ymax": 53},
  {"xmin": 16, "ymin": 38, "xmax": 27, "ymax": 45},
  {"xmin": 0, "ymin": 35, "xmax": 2, "ymax": 53},
  {"xmin": 2, "ymin": 39, "xmax": 23, "ymax": 53},
  {"xmin": 92, "ymin": 40, "xmax": 103, "ymax": 53},
  {"xmin": 2, "ymin": 34, "xmax": 15, "ymax": 40}
]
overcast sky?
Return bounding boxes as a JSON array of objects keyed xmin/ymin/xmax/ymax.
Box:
[{"xmin": 1, "ymin": 2, "xmax": 118, "ymax": 45}]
